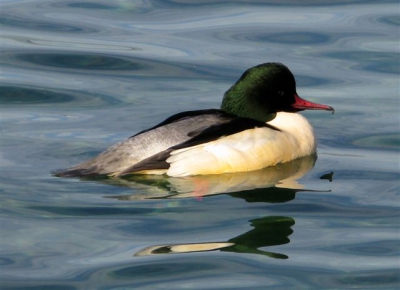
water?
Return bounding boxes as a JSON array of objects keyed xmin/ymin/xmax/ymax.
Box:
[{"xmin": 1, "ymin": 1, "xmax": 399, "ymax": 289}]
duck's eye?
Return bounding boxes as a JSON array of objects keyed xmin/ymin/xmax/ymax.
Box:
[{"xmin": 277, "ymin": 91, "xmax": 285, "ymax": 96}]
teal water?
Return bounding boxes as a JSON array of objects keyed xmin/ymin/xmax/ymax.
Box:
[{"xmin": 1, "ymin": 1, "xmax": 399, "ymax": 289}]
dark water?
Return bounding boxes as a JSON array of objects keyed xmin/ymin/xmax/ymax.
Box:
[{"xmin": 1, "ymin": 1, "xmax": 399, "ymax": 289}]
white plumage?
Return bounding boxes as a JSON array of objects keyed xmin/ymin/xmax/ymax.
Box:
[{"xmin": 166, "ymin": 112, "xmax": 316, "ymax": 176}]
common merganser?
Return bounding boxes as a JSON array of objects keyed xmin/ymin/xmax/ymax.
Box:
[{"xmin": 56, "ymin": 63, "xmax": 334, "ymax": 178}]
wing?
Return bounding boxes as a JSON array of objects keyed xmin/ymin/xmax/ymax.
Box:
[
  {"xmin": 119, "ymin": 118, "xmax": 279, "ymax": 177},
  {"xmin": 56, "ymin": 110, "xmax": 235, "ymax": 177},
  {"xmin": 129, "ymin": 109, "xmax": 229, "ymax": 138}
]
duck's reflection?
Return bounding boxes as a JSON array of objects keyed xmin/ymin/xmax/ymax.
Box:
[
  {"xmin": 135, "ymin": 215, "xmax": 294, "ymax": 259},
  {"xmin": 105, "ymin": 154, "xmax": 317, "ymax": 200},
  {"xmin": 101, "ymin": 154, "xmax": 329, "ymax": 259}
]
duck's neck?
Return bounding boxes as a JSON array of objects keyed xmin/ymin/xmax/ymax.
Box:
[{"xmin": 220, "ymin": 89, "xmax": 276, "ymax": 122}]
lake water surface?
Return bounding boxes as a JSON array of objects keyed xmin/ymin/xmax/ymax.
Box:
[{"xmin": 1, "ymin": 0, "xmax": 399, "ymax": 289}]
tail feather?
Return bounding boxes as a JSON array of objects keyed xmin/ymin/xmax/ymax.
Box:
[{"xmin": 53, "ymin": 167, "xmax": 114, "ymax": 178}]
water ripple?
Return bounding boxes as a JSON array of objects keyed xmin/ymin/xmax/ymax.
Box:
[
  {"xmin": 0, "ymin": 13, "xmax": 97, "ymax": 33},
  {"xmin": 328, "ymin": 240, "xmax": 399, "ymax": 257},
  {"xmin": 377, "ymin": 14, "xmax": 400, "ymax": 26},
  {"xmin": 324, "ymin": 51, "xmax": 399, "ymax": 74},
  {"xmin": 249, "ymin": 32, "xmax": 331, "ymax": 44},
  {"xmin": 2, "ymin": 50, "xmax": 228, "ymax": 79},
  {"xmin": 66, "ymin": 2, "xmax": 117, "ymax": 10},
  {"xmin": 16, "ymin": 52, "xmax": 144, "ymax": 71},
  {"xmin": 0, "ymin": 85, "xmax": 122, "ymax": 107}
]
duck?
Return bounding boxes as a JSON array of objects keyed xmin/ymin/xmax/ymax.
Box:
[{"xmin": 56, "ymin": 62, "xmax": 334, "ymax": 178}]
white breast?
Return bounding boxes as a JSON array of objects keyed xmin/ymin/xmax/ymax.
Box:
[{"xmin": 267, "ymin": 112, "xmax": 316, "ymax": 157}]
